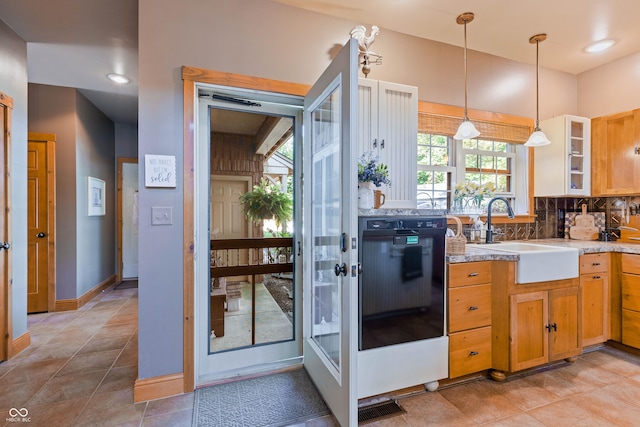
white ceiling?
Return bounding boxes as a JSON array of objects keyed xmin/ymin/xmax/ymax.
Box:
[{"xmin": 1, "ymin": 0, "xmax": 639, "ymax": 125}]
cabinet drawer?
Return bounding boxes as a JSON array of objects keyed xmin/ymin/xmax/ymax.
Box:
[
  {"xmin": 448, "ymin": 262, "xmax": 491, "ymax": 287},
  {"xmin": 449, "ymin": 326, "xmax": 492, "ymax": 378},
  {"xmin": 622, "ymin": 273, "xmax": 640, "ymax": 311},
  {"xmin": 449, "ymin": 284, "xmax": 491, "ymax": 332},
  {"xmin": 580, "ymin": 253, "xmax": 609, "ymax": 274},
  {"xmin": 622, "ymin": 253, "xmax": 640, "ymax": 275},
  {"xmin": 622, "ymin": 309, "xmax": 640, "ymax": 349}
]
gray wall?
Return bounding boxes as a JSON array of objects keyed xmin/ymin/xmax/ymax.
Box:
[
  {"xmin": 115, "ymin": 123, "xmax": 138, "ymax": 159},
  {"xmin": 136, "ymin": 0, "xmax": 578, "ymax": 380},
  {"xmin": 28, "ymin": 84, "xmax": 78, "ymax": 300},
  {"xmin": 75, "ymin": 92, "xmax": 116, "ymax": 296},
  {"xmin": 29, "ymin": 84, "xmax": 116, "ymax": 300},
  {"xmin": 0, "ymin": 18, "xmax": 28, "ymax": 339}
]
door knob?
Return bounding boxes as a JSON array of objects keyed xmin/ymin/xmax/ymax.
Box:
[
  {"xmin": 36, "ymin": 232, "xmax": 46, "ymax": 238},
  {"xmin": 334, "ymin": 263, "xmax": 347, "ymax": 277},
  {"xmin": 0, "ymin": 242, "xmax": 9, "ymax": 250}
]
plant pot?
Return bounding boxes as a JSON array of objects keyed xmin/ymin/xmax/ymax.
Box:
[{"xmin": 358, "ymin": 182, "xmax": 374, "ymax": 209}]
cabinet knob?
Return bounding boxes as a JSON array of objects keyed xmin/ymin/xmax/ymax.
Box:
[
  {"xmin": 468, "ymin": 272, "xmax": 479, "ymax": 277},
  {"xmin": 469, "ymin": 351, "xmax": 479, "ymax": 356},
  {"xmin": 468, "ymin": 306, "xmax": 479, "ymax": 311}
]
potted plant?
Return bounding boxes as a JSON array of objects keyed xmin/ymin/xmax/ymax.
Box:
[
  {"xmin": 240, "ymin": 178, "xmax": 293, "ymax": 230},
  {"xmin": 358, "ymin": 152, "xmax": 390, "ymax": 209}
]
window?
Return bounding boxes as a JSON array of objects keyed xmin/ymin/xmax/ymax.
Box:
[
  {"xmin": 417, "ymin": 102, "xmax": 533, "ymax": 215},
  {"xmin": 417, "ymin": 133, "xmax": 455, "ymax": 209}
]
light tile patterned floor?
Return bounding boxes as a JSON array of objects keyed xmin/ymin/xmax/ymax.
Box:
[{"xmin": 3, "ymin": 282, "xmax": 640, "ymax": 426}]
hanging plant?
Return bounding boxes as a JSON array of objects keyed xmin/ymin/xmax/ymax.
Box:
[{"xmin": 239, "ymin": 178, "xmax": 292, "ymax": 227}]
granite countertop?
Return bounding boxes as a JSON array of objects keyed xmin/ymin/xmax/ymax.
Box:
[{"xmin": 446, "ymin": 238, "xmax": 640, "ymax": 263}]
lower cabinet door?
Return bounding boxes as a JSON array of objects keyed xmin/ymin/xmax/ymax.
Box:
[
  {"xmin": 449, "ymin": 326, "xmax": 492, "ymax": 378},
  {"xmin": 549, "ymin": 287, "xmax": 581, "ymax": 361},
  {"xmin": 510, "ymin": 292, "xmax": 548, "ymax": 372},
  {"xmin": 622, "ymin": 309, "xmax": 640, "ymax": 349}
]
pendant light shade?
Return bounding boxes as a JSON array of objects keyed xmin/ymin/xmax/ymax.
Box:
[
  {"xmin": 525, "ymin": 34, "xmax": 551, "ymax": 147},
  {"xmin": 454, "ymin": 12, "xmax": 480, "ymax": 141}
]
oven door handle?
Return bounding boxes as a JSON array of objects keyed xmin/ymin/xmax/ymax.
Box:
[{"xmin": 395, "ymin": 229, "xmax": 419, "ymax": 235}]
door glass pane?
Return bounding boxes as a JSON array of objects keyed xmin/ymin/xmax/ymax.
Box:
[{"xmin": 311, "ymin": 86, "xmax": 341, "ymax": 369}]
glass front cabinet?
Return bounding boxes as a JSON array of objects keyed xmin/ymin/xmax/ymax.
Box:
[{"xmin": 534, "ymin": 115, "xmax": 591, "ymax": 197}]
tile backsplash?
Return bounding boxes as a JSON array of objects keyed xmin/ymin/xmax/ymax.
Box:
[{"xmin": 458, "ymin": 196, "xmax": 640, "ymax": 242}]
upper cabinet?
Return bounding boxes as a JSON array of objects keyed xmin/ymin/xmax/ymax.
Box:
[
  {"xmin": 358, "ymin": 78, "xmax": 418, "ymax": 208},
  {"xmin": 591, "ymin": 109, "xmax": 640, "ymax": 196},
  {"xmin": 534, "ymin": 115, "xmax": 591, "ymax": 197}
]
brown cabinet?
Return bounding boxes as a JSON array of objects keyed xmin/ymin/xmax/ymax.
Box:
[
  {"xmin": 591, "ymin": 109, "xmax": 640, "ymax": 195},
  {"xmin": 447, "ymin": 262, "xmax": 492, "ymax": 378},
  {"xmin": 580, "ymin": 253, "xmax": 610, "ymax": 346},
  {"xmin": 510, "ymin": 287, "xmax": 581, "ymax": 372},
  {"xmin": 622, "ymin": 253, "xmax": 640, "ymax": 348}
]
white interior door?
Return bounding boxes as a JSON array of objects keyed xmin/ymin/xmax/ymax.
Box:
[
  {"xmin": 302, "ymin": 38, "xmax": 358, "ymax": 427},
  {"xmin": 122, "ymin": 162, "xmax": 139, "ymax": 279}
]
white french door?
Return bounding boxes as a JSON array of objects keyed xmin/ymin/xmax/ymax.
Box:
[{"xmin": 302, "ymin": 38, "xmax": 359, "ymax": 427}]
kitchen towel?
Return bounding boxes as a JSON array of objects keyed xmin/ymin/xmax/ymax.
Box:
[{"xmin": 403, "ymin": 245, "xmax": 423, "ymax": 281}]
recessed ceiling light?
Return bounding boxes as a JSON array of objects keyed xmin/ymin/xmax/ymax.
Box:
[
  {"xmin": 585, "ymin": 39, "xmax": 615, "ymax": 53},
  {"xmin": 107, "ymin": 73, "xmax": 130, "ymax": 84}
]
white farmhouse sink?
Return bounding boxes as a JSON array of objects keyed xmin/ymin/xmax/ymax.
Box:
[{"xmin": 488, "ymin": 242, "xmax": 579, "ymax": 284}]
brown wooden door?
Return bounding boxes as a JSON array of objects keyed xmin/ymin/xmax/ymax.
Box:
[
  {"xmin": 27, "ymin": 137, "xmax": 51, "ymax": 313},
  {"xmin": 549, "ymin": 287, "xmax": 581, "ymax": 361},
  {"xmin": 510, "ymin": 291, "xmax": 548, "ymax": 371},
  {"xmin": 0, "ymin": 92, "xmax": 12, "ymax": 361}
]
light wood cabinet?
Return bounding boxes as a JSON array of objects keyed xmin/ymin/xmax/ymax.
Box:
[
  {"xmin": 447, "ymin": 262, "xmax": 492, "ymax": 378},
  {"xmin": 622, "ymin": 253, "xmax": 640, "ymax": 348},
  {"xmin": 358, "ymin": 78, "xmax": 418, "ymax": 208},
  {"xmin": 492, "ymin": 261, "xmax": 581, "ymax": 378},
  {"xmin": 580, "ymin": 253, "xmax": 610, "ymax": 346},
  {"xmin": 534, "ymin": 115, "xmax": 591, "ymax": 196},
  {"xmin": 509, "ymin": 287, "xmax": 581, "ymax": 371},
  {"xmin": 591, "ymin": 109, "xmax": 640, "ymax": 196}
]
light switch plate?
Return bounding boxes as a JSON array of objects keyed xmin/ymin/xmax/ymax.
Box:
[{"xmin": 151, "ymin": 206, "xmax": 173, "ymax": 225}]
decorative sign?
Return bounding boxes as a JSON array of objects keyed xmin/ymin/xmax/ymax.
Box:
[{"xmin": 145, "ymin": 154, "xmax": 176, "ymax": 188}]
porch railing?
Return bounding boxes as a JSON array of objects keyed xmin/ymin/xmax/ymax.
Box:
[{"xmin": 209, "ymin": 237, "xmax": 294, "ymax": 346}]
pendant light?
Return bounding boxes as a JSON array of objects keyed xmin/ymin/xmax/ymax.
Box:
[
  {"xmin": 454, "ymin": 12, "xmax": 480, "ymax": 140},
  {"xmin": 525, "ymin": 34, "xmax": 551, "ymax": 147}
]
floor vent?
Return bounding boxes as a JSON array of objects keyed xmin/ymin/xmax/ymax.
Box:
[{"xmin": 358, "ymin": 400, "xmax": 406, "ymax": 424}]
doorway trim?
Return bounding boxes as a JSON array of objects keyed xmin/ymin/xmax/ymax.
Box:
[
  {"xmin": 180, "ymin": 66, "xmax": 310, "ymax": 394},
  {"xmin": 116, "ymin": 157, "xmax": 138, "ymax": 283},
  {"xmin": 0, "ymin": 91, "xmax": 13, "ymax": 360},
  {"xmin": 27, "ymin": 132, "xmax": 56, "ymax": 314}
]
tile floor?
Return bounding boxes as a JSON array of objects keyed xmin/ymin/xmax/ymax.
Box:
[{"xmin": 3, "ymin": 281, "xmax": 640, "ymax": 426}]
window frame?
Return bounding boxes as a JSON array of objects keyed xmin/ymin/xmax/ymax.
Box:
[{"xmin": 417, "ymin": 101, "xmax": 535, "ymax": 219}]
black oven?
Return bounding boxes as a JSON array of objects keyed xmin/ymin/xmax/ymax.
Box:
[{"xmin": 358, "ymin": 216, "xmax": 446, "ymax": 350}]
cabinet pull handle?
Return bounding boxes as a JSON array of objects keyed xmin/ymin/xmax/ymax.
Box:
[
  {"xmin": 551, "ymin": 323, "xmax": 557, "ymax": 332},
  {"xmin": 468, "ymin": 306, "xmax": 479, "ymax": 311},
  {"xmin": 373, "ymin": 138, "xmax": 377, "ymax": 148},
  {"xmin": 380, "ymin": 139, "xmax": 385, "ymax": 149},
  {"xmin": 469, "ymin": 351, "xmax": 479, "ymax": 356},
  {"xmin": 468, "ymin": 272, "xmax": 479, "ymax": 277},
  {"xmin": 635, "ymin": 147, "xmax": 640, "ymax": 155},
  {"xmin": 593, "ymin": 275, "xmax": 601, "ymax": 279},
  {"xmin": 592, "ymin": 262, "xmax": 600, "ymax": 266}
]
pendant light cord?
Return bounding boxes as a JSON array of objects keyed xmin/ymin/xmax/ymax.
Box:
[
  {"xmin": 535, "ymin": 38, "xmax": 540, "ymax": 131},
  {"xmin": 463, "ymin": 19, "xmax": 469, "ymax": 121}
]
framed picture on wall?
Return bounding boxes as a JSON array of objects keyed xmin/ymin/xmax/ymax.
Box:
[{"xmin": 88, "ymin": 176, "xmax": 106, "ymax": 216}]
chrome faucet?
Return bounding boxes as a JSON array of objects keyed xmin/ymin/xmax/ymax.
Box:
[{"xmin": 485, "ymin": 197, "xmax": 515, "ymax": 244}]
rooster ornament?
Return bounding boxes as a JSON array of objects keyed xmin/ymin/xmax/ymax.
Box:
[{"xmin": 349, "ymin": 25, "xmax": 382, "ymax": 77}]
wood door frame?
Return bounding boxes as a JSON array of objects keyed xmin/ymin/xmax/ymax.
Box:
[
  {"xmin": 0, "ymin": 91, "xmax": 13, "ymax": 359},
  {"xmin": 116, "ymin": 157, "xmax": 138, "ymax": 283},
  {"xmin": 181, "ymin": 66, "xmax": 309, "ymax": 393},
  {"xmin": 27, "ymin": 132, "xmax": 56, "ymax": 313}
]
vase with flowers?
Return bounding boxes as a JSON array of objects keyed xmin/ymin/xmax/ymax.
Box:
[
  {"xmin": 452, "ymin": 181, "xmax": 495, "ymax": 214},
  {"xmin": 358, "ymin": 152, "xmax": 390, "ymax": 209}
]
